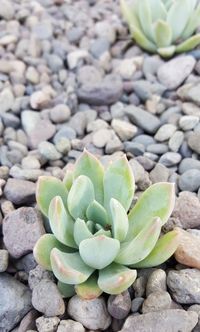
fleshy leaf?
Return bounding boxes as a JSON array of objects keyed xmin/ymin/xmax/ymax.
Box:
[
  {"xmin": 138, "ymin": 0, "xmax": 154, "ymax": 42},
  {"xmin": 74, "ymin": 218, "xmax": 93, "ymax": 246},
  {"xmin": 86, "ymin": 220, "xmax": 95, "ymax": 233},
  {"xmin": 176, "ymin": 34, "xmax": 200, "ymax": 53},
  {"xmin": 132, "ymin": 27, "xmax": 157, "ymax": 53},
  {"xmin": 79, "ymin": 235, "xmax": 120, "ymax": 269},
  {"xmin": 120, "ymin": 0, "xmax": 140, "ymax": 29},
  {"xmin": 98, "ymin": 263, "xmax": 137, "ymax": 295},
  {"xmin": 36, "ymin": 176, "xmax": 68, "ymax": 217},
  {"xmin": 58, "ymin": 281, "xmax": 75, "ymax": 298},
  {"xmin": 127, "ymin": 182, "xmax": 175, "ymax": 240},
  {"xmin": 67, "ymin": 175, "xmax": 95, "ymax": 220},
  {"xmin": 182, "ymin": 4, "xmax": 200, "ymax": 39},
  {"xmin": 94, "ymin": 229, "xmax": 111, "ymax": 237},
  {"xmin": 33, "ymin": 234, "xmax": 74, "ymax": 271},
  {"xmin": 154, "ymin": 20, "xmax": 172, "ymax": 47},
  {"xmin": 115, "ymin": 217, "xmax": 162, "ymax": 265},
  {"xmin": 149, "ymin": 0, "xmax": 167, "ymax": 21},
  {"xmin": 75, "ymin": 274, "xmax": 102, "ymax": 300},
  {"xmin": 48, "ymin": 196, "xmax": 77, "ymax": 248},
  {"xmin": 86, "ymin": 200, "xmax": 108, "ymax": 227},
  {"xmin": 73, "ymin": 150, "xmax": 104, "ymax": 204},
  {"xmin": 50, "ymin": 249, "xmax": 94, "ymax": 284},
  {"xmin": 167, "ymin": 0, "xmax": 189, "ymax": 41},
  {"xmin": 158, "ymin": 45, "xmax": 176, "ymax": 57},
  {"xmin": 103, "ymin": 156, "xmax": 135, "ymax": 218},
  {"xmin": 63, "ymin": 167, "xmax": 74, "ymax": 191},
  {"xmin": 110, "ymin": 198, "xmax": 129, "ymax": 242},
  {"xmin": 131, "ymin": 229, "xmax": 179, "ymax": 268}
]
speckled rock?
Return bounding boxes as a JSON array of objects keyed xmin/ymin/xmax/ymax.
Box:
[
  {"xmin": 142, "ymin": 291, "xmax": 172, "ymax": 313},
  {"xmin": 107, "ymin": 290, "xmax": 131, "ymax": 319},
  {"xmin": 36, "ymin": 316, "xmax": 60, "ymax": 332},
  {"xmin": 57, "ymin": 320, "xmax": 85, "ymax": 332}
]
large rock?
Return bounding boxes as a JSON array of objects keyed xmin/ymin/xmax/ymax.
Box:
[
  {"xmin": 119, "ymin": 309, "xmax": 198, "ymax": 332},
  {"xmin": 167, "ymin": 269, "xmax": 200, "ymax": 304},
  {"xmin": 67, "ymin": 295, "xmax": 111, "ymax": 330},
  {"xmin": 157, "ymin": 56, "xmax": 195, "ymax": 90},
  {"xmin": 3, "ymin": 207, "xmax": 45, "ymax": 258},
  {"xmin": 4, "ymin": 178, "xmax": 36, "ymax": 204},
  {"xmin": 0, "ymin": 273, "xmax": 32, "ymax": 332}
]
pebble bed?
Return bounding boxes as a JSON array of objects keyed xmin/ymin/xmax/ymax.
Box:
[{"xmin": 1, "ymin": 0, "xmax": 200, "ymax": 331}]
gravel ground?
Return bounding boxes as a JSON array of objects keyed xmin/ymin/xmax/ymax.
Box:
[{"xmin": 1, "ymin": 0, "xmax": 200, "ymax": 331}]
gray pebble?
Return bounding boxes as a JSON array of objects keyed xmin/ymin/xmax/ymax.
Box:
[
  {"xmin": 0, "ymin": 250, "xmax": 9, "ymax": 272},
  {"xmin": 159, "ymin": 152, "xmax": 182, "ymax": 167},
  {"xmin": 179, "ymin": 158, "xmax": 200, "ymax": 174},
  {"xmin": 179, "ymin": 169, "xmax": 200, "ymax": 192},
  {"xmin": 169, "ymin": 131, "xmax": 184, "ymax": 152},
  {"xmin": 38, "ymin": 141, "xmax": 62, "ymax": 160}
]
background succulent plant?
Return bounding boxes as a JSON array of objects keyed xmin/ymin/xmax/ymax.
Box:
[
  {"xmin": 121, "ymin": 0, "xmax": 200, "ymax": 57},
  {"xmin": 34, "ymin": 150, "xmax": 179, "ymax": 299}
]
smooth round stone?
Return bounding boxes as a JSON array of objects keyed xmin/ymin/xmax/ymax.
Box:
[
  {"xmin": 124, "ymin": 142, "xmax": 145, "ymax": 156},
  {"xmin": 159, "ymin": 152, "xmax": 182, "ymax": 167},
  {"xmin": 179, "ymin": 169, "xmax": 200, "ymax": 192},
  {"xmin": 179, "ymin": 116, "xmax": 199, "ymax": 131},
  {"xmin": 111, "ymin": 119, "xmax": 137, "ymax": 141},
  {"xmin": 21, "ymin": 156, "xmax": 40, "ymax": 169},
  {"xmin": 131, "ymin": 297, "xmax": 144, "ymax": 313},
  {"xmin": 95, "ymin": 21, "xmax": 116, "ymax": 43},
  {"xmin": 38, "ymin": 141, "xmax": 62, "ymax": 160},
  {"xmin": 50, "ymin": 104, "xmax": 71, "ymax": 123},
  {"xmin": 90, "ymin": 38, "xmax": 110, "ymax": 58},
  {"xmin": 188, "ymin": 132, "xmax": 200, "ymax": 154},
  {"xmin": 77, "ymin": 65, "xmax": 103, "ymax": 85},
  {"xmin": 53, "ymin": 127, "xmax": 76, "ymax": 143},
  {"xmin": 107, "ymin": 291, "xmax": 131, "ymax": 319},
  {"xmin": 46, "ymin": 54, "xmax": 63, "ymax": 72},
  {"xmin": 154, "ymin": 124, "xmax": 177, "ymax": 142},
  {"xmin": 132, "ymin": 134, "xmax": 155, "ymax": 147},
  {"xmin": 26, "ymin": 66, "xmax": 40, "ymax": 84},
  {"xmin": 179, "ymin": 158, "xmax": 200, "ymax": 174},
  {"xmin": 147, "ymin": 143, "xmax": 168, "ymax": 155},
  {"xmin": 169, "ymin": 131, "xmax": 184, "ymax": 152},
  {"xmin": 92, "ymin": 129, "xmax": 113, "ymax": 148}
]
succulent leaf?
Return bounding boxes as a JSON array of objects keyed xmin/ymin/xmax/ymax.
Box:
[
  {"xmin": 67, "ymin": 175, "xmax": 95, "ymax": 220},
  {"xmin": 182, "ymin": 4, "xmax": 200, "ymax": 39},
  {"xmin": 167, "ymin": 0, "xmax": 190, "ymax": 41},
  {"xmin": 115, "ymin": 217, "xmax": 162, "ymax": 265},
  {"xmin": 176, "ymin": 34, "xmax": 200, "ymax": 53},
  {"xmin": 103, "ymin": 156, "xmax": 135, "ymax": 217},
  {"xmin": 110, "ymin": 198, "xmax": 129, "ymax": 242},
  {"xmin": 33, "ymin": 234, "xmax": 74, "ymax": 271},
  {"xmin": 157, "ymin": 45, "xmax": 176, "ymax": 57},
  {"xmin": 75, "ymin": 274, "xmax": 102, "ymax": 300},
  {"xmin": 127, "ymin": 183, "xmax": 175, "ymax": 240},
  {"xmin": 120, "ymin": 0, "xmax": 140, "ymax": 29},
  {"xmin": 58, "ymin": 281, "xmax": 75, "ymax": 298},
  {"xmin": 74, "ymin": 150, "xmax": 104, "ymax": 204},
  {"xmin": 63, "ymin": 168, "xmax": 74, "ymax": 191},
  {"xmin": 98, "ymin": 263, "xmax": 137, "ymax": 295},
  {"xmin": 79, "ymin": 235, "xmax": 120, "ymax": 269},
  {"xmin": 149, "ymin": 0, "xmax": 167, "ymax": 21},
  {"xmin": 74, "ymin": 218, "xmax": 93, "ymax": 246},
  {"xmin": 48, "ymin": 196, "xmax": 77, "ymax": 248},
  {"xmin": 131, "ymin": 229, "xmax": 179, "ymax": 268},
  {"xmin": 50, "ymin": 249, "xmax": 94, "ymax": 284},
  {"xmin": 138, "ymin": 0, "xmax": 154, "ymax": 42},
  {"xmin": 86, "ymin": 200, "xmax": 108, "ymax": 227},
  {"xmin": 36, "ymin": 176, "xmax": 68, "ymax": 217},
  {"xmin": 154, "ymin": 20, "xmax": 172, "ymax": 47},
  {"xmin": 132, "ymin": 26, "xmax": 157, "ymax": 53}
]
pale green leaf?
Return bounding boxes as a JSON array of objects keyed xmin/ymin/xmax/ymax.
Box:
[
  {"xmin": 176, "ymin": 34, "xmax": 200, "ymax": 53},
  {"xmin": 74, "ymin": 218, "xmax": 93, "ymax": 246},
  {"xmin": 167, "ymin": 0, "xmax": 190, "ymax": 41},
  {"xmin": 75, "ymin": 274, "xmax": 102, "ymax": 300},
  {"xmin": 86, "ymin": 200, "xmax": 109, "ymax": 227},
  {"xmin": 158, "ymin": 45, "xmax": 176, "ymax": 57},
  {"xmin": 138, "ymin": 0, "xmax": 154, "ymax": 42},
  {"xmin": 149, "ymin": 0, "xmax": 167, "ymax": 22},
  {"xmin": 63, "ymin": 167, "xmax": 74, "ymax": 191},
  {"xmin": 58, "ymin": 281, "xmax": 75, "ymax": 298},
  {"xmin": 110, "ymin": 198, "xmax": 129, "ymax": 242},
  {"xmin": 120, "ymin": 0, "xmax": 140, "ymax": 29},
  {"xmin": 182, "ymin": 4, "xmax": 200, "ymax": 39},
  {"xmin": 154, "ymin": 20, "xmax": 172, "ymax": 47},
  {"xmin": 131, "ymin": 26, "xmax": 157, "ymax": 53}
]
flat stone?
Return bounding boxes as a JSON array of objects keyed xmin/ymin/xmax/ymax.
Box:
[
  {"xmin": 125, "ymin": 105, "xmax": 161, "ymax": 134},
  {"xmin": 179, "ymin": 169, "xmax": 200, "ymax": 192},
  {"xmin": 142, "ymin": 291, "xmax": 172, "ymax": 314},
  {"xmin": 188, "ymin": 132, "xmax": 200, "ymax": 154},
  {"xmin": 155, "ymin": 124, "xmax": 177, "ymax": 142},
  {"xmin": 178, "ymin": 83, "xmax": 200, "ymax": 106},
  {"xmin": 169, "ymin": 131, "xmax": 184, "ymax": 152},
  {"xmin": 0, "ymin": 250, "xmax": 9, "ymax": 272},
  {"xmin": 77, "ymin": 81, "xmax": 123, "ymax": 106},
  {"xmin": 0, "ymin": 273, "xmax": 32, "ymax": 332},
  {"xmin": 172, "ymin": 191, "xmax": 200, "ymax": 229},
  {"xmin": 111, "ymin": 119, "xmax": 137, "ymax": 141},
  {"xmin": 4, "ymin": 178, "xmax": 36, "ymax": 204},
  {"xmin": 167, "ymin": 269, "xmax": 200, "ymax": 304},
  {"xmin": 67, "ymin": 295, "xmax": 111, "ymax": 330},
  {"xmin": 32, "ymin": 279, "xmax": 65, "ymax": 316},
  {"xmin": 179, "ymin": 115, "xmax": 199, "ymax": 131},
  {"xmin": 36, "ymin": 316, "xmax": 60, "ymax": 332},
  {"xmin": 159, "ymin": 152, "xmax": 182, "ymax": 167},
  {"xmin": 3, "ymin": 207, "xmax": 45, "ymax": 258},
  {"xmin": 57, "ymin": 320, "xmax": 85, "ymax": 332},
  {"xmin": 157, "ymin": 56, "xmax": 195, "ymax": 90},
  {"xmin": 107, "ymin": 290, "xmax": 131, "ymax": 319},
  {"xmin": 120, "ymin": 309, "xmax": 198, "ymax": 332}
]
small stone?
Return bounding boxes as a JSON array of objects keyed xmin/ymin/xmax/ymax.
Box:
[
  {"xmin": 92, "ymin": 129, "xmax": 113, "ymax": 148},
  {"xmin": 131, "ymin": 297, "xmax": 144, "ymax": 313},
  {"xmin": 18, "ymin": 309, "xmax": 39, "ymax": 332},
  {"xmin": 95, "ymin": 21, "xmax": 116, "ymax": 44},
  {"xmin": 32, "ymin": 279, "xmax": 65, "ymax": 316},
  {"xmin": 26, "ymin": 67, "xmax": 40, "ymax": 84},
  {"xmin": 111, "ymin": 119, "xmax": 137, "ymax": 141},
  {"xmin": 46, "ymin": 54, "xmax": 63, "ymax": 72},
  {"xmin": 150, "ymin": 163, "xmax": 170, "ymax": 183},
  {"xmin": 188, "ymin": 305, "xmax": 200, "ymax": 332},
  {"xmin": 155, "ymin": 124, "xmax": 177, "ymax": 142},
  {"xmin": 55, "ymin": 137, "xmax": 71, "ymax": 154},
  {"xmin": 57, "ymin": 320, "xmax": 85, "ymax": 332},
  {"xmin": 50, "ymin": 104, "xmax": 71, "ymax": 123},
  {"xmin": 33, "ymin": 21, "xmax": 53, "ymax": 40},
  {"xmin": 167, "ymin": 269, "xmax": 200, "ymax": 304},
  {"xmin": 28, "ymin": 265, "xmax": 54, "ymax": 290},
  {"xmin": 90, "ymin": 38, "xmax": 110, "ymax": 58},
  {"xmin": 120, "ymin": 309, "xmax": 198, "ymax": 332},
  {"xmin": 178, "ymin": 82, "xmax": 200, "ymax": 106},
  {"xmin": 179, "ymin": 169, "xmax": 200, "ymax": 192},
  {"xmin": 4, "ymin": 178, "xmax": 36, "ymax": 204},
  {"xmin": 0, "ymin": 88, "xmax": 14, "ymax": 113},
  {"xmin": 157, "ymin": 56, "xmax": 195, "ymax": 89},
  {"xmin": 125, "ymin": 105, "xmax": 161, "ymax": 134},
  {"xmin": 67, "ymin": 295, "xmax": 111, "ymax": 330},
  {"xmin": 67, "ymin": 50, "xmax": 89, "ymax": 69},
  {"xmin": 132, "ymin": 276, "xmax": 146, "ymax": 297},
  {"xmin": 169, "ymin": 131, "xmax": 184, "ymax": 152},
  {"xmin": 179, "ymin": 158, "xmax": 200, "ymax": 174},
  {"xmin": 107, "ymin": 290, "xmax": 131, "ymax": 319},
  {"xmin": 36, "ymin": 316, "xmax": 60, "ymax": 332},
  {"xmin": 3, "ymin": 207, "xmax": 45, "ymax": 258},
  {"xmin": 172, "ymin": 191, "xmax": 200, "ymax": 229},
  {"xmin": 146, "ymin": 269, "xmax": 167, "ymax": 296},
  {"xmin": 77, "ymin": 65, "xmax": 103, "ymax": 85},
  {"xmin": 182, "ymin": 102, "xmax": 200, "ymax": 117},
  {"xmin": 132, "ymin": 80, "xmax": 166, "ymax": 101},
  {"xmin": 142, "ymin": 291, "xmax": 172, "ymax": 313},
  {"xmin": 146, "ymin": 143, "xmax": 168, "ymax": 155},
  {"xmin": 0, "ymin": 250, "xmax": 9, "ymax": 272},
  {"xmin": 188, "ymin": 132, "xmax": 200, "ymax": 154},
  {"xmin": 179, "ymin": 115, "xmax": 199, "ymax": 131},
  {"xmin": 22, "ymin": 156, "xmax": 40, "ymax": 170},
  {"xmin": 15, "ymin": 253, "xmax": 37, "ymax": 274},
  {"xmin": 87, "ymin": 119, "xmax": 109, "ymax": 132},
  {"xmin": 129, "ymin": 159, "xmax": 145, "ymax": 183},
  {"xmin": 133, "ymin": 135, "xmax": 155, "ymax": 148},
  {"xmin": 30, "ymin": 91, "xmax": 51, "ymax": 110},
  {"xmin": 105, "ymin": 136, "xmax": 123, "ymax": 154},
  {"xmin": 124, "ymin": 142, "xmax": 145, "ymax": 156},
  {"xmin": 38, "ymin": 141, "xmax": 61, "ymax": 160},
  {"xmin": 159, "ymin": 152, "xmax": 181, "ymax": 167},
  {"xmin": 0, "ymin": 273, "xmax": 32, "ymax": 331},
  {"xmin": 53, "ymin": 126, "xmax": 76, "ymax": 143},
  {"xmin": 116, "ymin": 58, "xmax": 137, "ymax": 80},
  {"xmin": 0, "ymin": 0, "xmax": 14, "ymax": 19}
]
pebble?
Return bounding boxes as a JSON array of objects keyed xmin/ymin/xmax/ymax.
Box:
[
  {"xmin": 125, "ymin": 105, "xmax": 161, "ymax": 134},
  {"xmin": 172, "ymin": 191, "xmax": 200, "ymax": 229},
  {"xmin": 26, "ymin": 66, "xmax": 40, "ymax": 84},
  {"xmin": 92, "ymin": 129, "xmax": 113, "ymax": 148},
  {"xmin": 132, "ymin": 80, "xmax": 166, "ymax": 101},
  {"xmin": 107, "ymin": 290, "xmax": 131, "ymax": 319},
  {"xmin": 0, "ymin": 0, "xmax": 14, "ymax": 20},
  {"xmin": 32, "ymin": 21, "xmax": 53, "ymax": 40},
  {"xmin": 147, "ymin": 143, "xmax": 168, "ymax": 155},
  {"xmin": 116, "ymin": 58, "xmax": 137, "ymax": 80},
  {"xmin": 22, "ymin": 156, "xmax": 41, "ymax": 170},
  {"xmin": 3, "ymin": 207, "xmax": 45, "ymax": 258},
  {"xmin": 169, "ymin": 131, "xmax": 184, "ymax": 152},
  {"xmin": 36, "ymin": 316, "xmax": 60, "ymax": 332},
  {"xmin": 124, "ymin": 142, "xmax": 145, "ymax": 156},
  {"xmin": 17, "ymin": 309, "xmax": 39, "ymax": 332},
  {"xmin": 178, "ymin": 83, "xmax": 200, "ymax": 106},
  {"xmin": 179, "ymin": 158, "xmax": 200, "ymax": 174},
  {"xmin": 38, "ymin": 141, "xmax": 61, "ymax": 160},
  {"xmin": 0, "ymin": 88, "xmax": 14, "ymax": 113},
  {"xmin": 188, "ymin": 132, "xmax": 200, "ymax": 154},
  {"xmin": 28, "ymin": 265, "xmax": 55, "ymax": 291},
  {"xmin": 146, "ymin": 269, "xmax": 167, "ymax": 296},
  {"xmin": 87, "ymin": 119, "xmax": 108, "ymax": 132},
  {"xmin": 67, "ymin": 295, "xmax": 111, "ymax": 330},
  {"xmin": 131, "ymin": 297, "xmax": 144, "ymax": 313},
  {"xmin": 95, "ymin": 21, "xmax": 116, "ymax": 44},
  {"xmin": 142, "ymin": 291, "xmax": 172, "ymax": 314},
  {"xmin": 50, "ymin": 104, "xmax": 71, "ymax": 123},
  {"xmin": 182, "ymin": 102, "xmax": 200, "ymax": 117},
  {"xmin": 167, "ymin": 269, "xmax": 200, "ymax": 304},
  {"xmin": 30, "ymin": 91, "xmax": 51, "ymax": 110},
  {"xmin": 0, "ymin": 273, "xmax": 32, "ymax": 332},
  {"xmin": 133, "ymin": 135, "xmax": 155, "ymax": 148},
  {"xmin": 120, "ymin": 309, "xmax": 198, "ymax": 332},
  {"xmin": 0, "ymin": 249, "xmax": 9, "ymax": 272},
  {"xmin": 57, "ymin": 320, "xmax": 85, "ymax": 332},
  {"xmin": 178, "ymin": 169, "xmax": 200, "ymax": 192},
  {"xmin": 157, "ymin": 56, "xmax": 195, "ymax": 90},
  {"xmin": 111, "ymin": 119, "xmax": 137, "ymax": 141},
  {"xmin": 67, "ymin": 50, "xmax": 89, "ymax": 69},
  {"xmin": 154, "ymin": 124, "xmax": 177, "ymax": 142},
  {"xmin": 53, "ymin": 126, "xmax": 76, "ymax": 143},
  {"xmin": 159, "ymin": 152, "xmax": 182, "ymax": 167},
  {"xmin": 179, "ymin": 115, "xmax": 199, "ymax": 131},
  {"xmin": 188, "ymin": 305, "xmax": 200, "ymax": 332},
  {"xmin": 90, "ymin": 38, "xmax": 110, "ymax": 58},
  {"xmin": 77, "ymin": 65, "xmax": 103, "ymax": 85},
  {"xmin": 32, "ymin": 279, "xmax": 65, "ymax": 316},
  {"xmin": 4, "ymin": 178, "xmax": 36, "ymax": 204}
]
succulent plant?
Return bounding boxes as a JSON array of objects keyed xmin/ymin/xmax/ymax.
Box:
[
  {"xmin": 121, "ymin": 0, "xmax": 200, "ymax": 57},
  {"xmin": 34, "ymin": 150, "xmax": 179, "ymax": 299}
]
